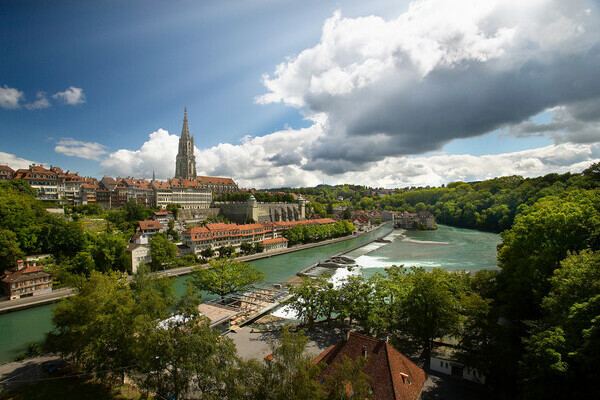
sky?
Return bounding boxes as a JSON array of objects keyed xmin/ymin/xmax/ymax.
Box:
[{"xmin": 1, "ymin": 0, "xmax": 600, "ymax": 188}]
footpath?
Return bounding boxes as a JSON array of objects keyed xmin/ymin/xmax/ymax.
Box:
[{"xmin": 0, "ymin": 225, "xmax": 387, "ymax": 314}]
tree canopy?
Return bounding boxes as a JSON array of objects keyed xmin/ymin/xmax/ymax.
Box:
[{"xmin": 190, "ymin": 257, "xmax": 264, "ymax": 299}]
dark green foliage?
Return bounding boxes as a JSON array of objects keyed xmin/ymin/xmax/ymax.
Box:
[
  {"xmin": 90, "ymin": 232, "xmax": 130, "ymax": 273},
  {"xmin": 497, "ymin": 190, "xmax": 600, "ymax": 321},
  {"xmin": 190, "ymin": 257, "xmax": 264, "ymax": 299},
  {"xmin": 149, "ymin": 232, "xmax": 178, "ymax": 270},
  {"xmin": 0, "ymin": 180, "xmax": 86, "ymax": 263},
  {"xmin": 166, "ymin": 202, "xmax": 181, "ymax": 219},
  {"xmin": 200, "ymin": 247, "xmax": 215, "ymax": 259},
  {"xmin": 104, "ymin": 199, "xmax": 154, "ymax": 234},
  {"xmin": 217, "ymin": 245, "xmax": 235, "ymax": 258},
  {"xmin": 0, "ymin": 229, "xmax": 24, "ymax": 273},
  {"xmin": 283, "ymin": 221, "xmax": 356, "ymax": 245}
]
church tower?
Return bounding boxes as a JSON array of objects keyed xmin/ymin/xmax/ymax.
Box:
[{"xmin": 175, "ymin": 108, "xmax": 197, "ymax": 180}]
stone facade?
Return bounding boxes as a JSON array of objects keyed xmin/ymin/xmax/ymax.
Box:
[
  {"xmin": 215, "ymin": 195, "xmax": 306, "ymax": 224},
  {"xmin": 175, "ymin": 108, "xmax": 197, "ymax": 180}
]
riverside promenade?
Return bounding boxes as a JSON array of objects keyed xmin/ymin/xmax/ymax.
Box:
[{"xmin": 0, "ymin": 225, "xmax": 386, "ymax": 314}]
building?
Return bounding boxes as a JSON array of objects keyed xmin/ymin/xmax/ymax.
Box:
[
  {"xmin": 127, "ymin": 243, "xmax": 151, "ymax": 274},
  {"xmin": 312, "ymin": 332, "xmax": 427, "ymax": 400},
  {"xmin": 152, "ymin": 210, "xmax": 174, "ymax": 225},
  {"xmin": 395, "ymin": 211, "xmax": 436, "ymax": 230},
  {"xmin": 14, "ymin": 164, "xmax": 60, "ymax": 201},
  {"xmin": 430, "ymin": 345, "xmax": 485, "ymax": 384},
  {"xmin": 216, "ymin": 195, "xmax": 306, "ymax": 224},
  {"xmin": 195, "ymin": 176, "xmax": 238, "ymax": 194},
  {"xmin": 1, "ymin": 260, "xmax": 53, "ymax": 300},
  {"xmin": 175, "ymin": 108, "xmax": 197, "ymax": 180},
  {"xmin": 137, "ymin": 220, "xmax": 164, "ymax": 244},
  {"xmin": 0, "ymin": 165, "xmax": 15, "ymax": 181},
  {"xmin": 260, "ymin": 237, "xmax": 289, "ymax": 252},
  {"xmin": 182, "ymin": 218, "xmax": 336, "ymax": 255}
]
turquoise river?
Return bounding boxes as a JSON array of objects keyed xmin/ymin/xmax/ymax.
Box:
[{"xmin": 0, "ymin": 224, "xmax": 500, "ymax": 364}]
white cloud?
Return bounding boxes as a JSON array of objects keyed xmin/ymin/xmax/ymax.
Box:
[
  {"xmin": 52, "ymin": 86, "xmax": 86, "ymax": 105},
  {"xmin": 0, "ymin": 85, "xmax": 24, "ymax": 109},
  {"xmin": 101, "ymin": 129, "xmax": 180, "ymax": 178},
  {"xmin": 256, "ymin": 0, "xmax": 600, "ymax": 174},
  {"xmin": 101, "ymin": 0, "xmax": 600, "ymax": 188},
  {"xmin": 0, "ymin": 152, "xmax": 40, "ymax": 170},
  {"xmin": 55, "ymin": 139, "xmax": 107, "ymax": 161},
  {"xmin": 24, "ymin": 92, "xmax": 51, "ymax": 110},
  {"xmin": 102, "ymin": 125, "xmax": 599, "ymax": 188}
]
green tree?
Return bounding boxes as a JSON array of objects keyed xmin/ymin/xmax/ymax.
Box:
[
  {"xmin": 395, "ymin": 268, "xmax": 462, "ymax": 361},
  {"xmin": 285, "ymin": 278, "xmax": 323, "ymax": 327},
  {"xmin": 240, "ymin": 241, "xmax": 254, "ymax": 255},
  {"xmin": 167, "ymin": 219, "xmax": 179, "ymax": 241},
  {"xmin": 90, "ymin": 232, "xmax": 130, "ymax": 272},
  {"xmin": 342, "ymin": 207, "xmax": 352, "ymax": 220},
  {"xmin": 150, "ymin": 232, "xmax": 178, "ymax": 270},
  {"xmin": 0, "ymin": 229, "xmax": 23, "ymax": 273},
  {"xmin": 254, "ymin": 241, "xmax": 264, "ymax": 254},
  {"xmin": 336, "ymin": 275, "xmax": 373, "ymax": 326},
  {"xmin": 190, "ymin": 257, "xmax": 264, "ymax": 299},
  {"xmin": 45, "ymin": 272, "xmax": 143, "ymax": 383},
  {"xmin": 200, "ymin": 247, "xmax": 215, "ymax": 259},
  {"xmin": 250, "ymin": 328, "xmax": 325, "ymax": 400},
  {"xmin": 217, "ymin": 245, "xmax": 235, "ymax": 258},
  {"xmin": 166, "ymin": 203, "xmax": 181, "ymax": 219},
  {"xmin": 497, "ymin": 190, "xmax": 600, "ymax": 321}
]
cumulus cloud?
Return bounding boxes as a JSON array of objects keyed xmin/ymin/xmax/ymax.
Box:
[
  {"xmin": 101, "ymin": 129, "xmax": 180, "ymax": 178},
  {"xmin": 509, "ymin": 102, "xmax": 600, "ymax": 144},
  {"xmin": 258, "ymin": 0, "xmax": 600, "ymax": 174},
  {"xmin": 55, "ymin": 139, "xmax": 108, "ymax": 161},
  {"xmin": 102, "ymin": 125, "xmax": 599, "ymax": 188},
  {"xmin": 24, "ymin": 92, "xmax": 50, "ymax": 110},
  {"xmin": 0, "ymin": 152, "xmax": 39, "ymax": 170},
  {"xmin": 53, "ymin": 86, "xmax": 86, "ymax": 105},
  {"xmin": 101, "ymin": 1, "xmax": 600, "ymax": 188},
  {"xmin": 0, "ymin": 85, "xmax": 24, "ymax": 109}
]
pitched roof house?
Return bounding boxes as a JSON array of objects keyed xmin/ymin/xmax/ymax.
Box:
[{"xmin": 313, "ymin": 332, "xmax": 427, "ymax": 400}]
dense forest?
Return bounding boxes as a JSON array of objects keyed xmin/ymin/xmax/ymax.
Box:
[{"xmin": 284, "ymin": 164, "xmax": 600, "ymax": 233}]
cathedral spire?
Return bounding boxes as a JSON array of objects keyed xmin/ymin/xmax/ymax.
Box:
[
  {"xmin": 175, "ymin": 107, "xmax": 197, "ymax": 180},
  {"xmin": 181, "ymin": 107, "xmax": 190, "ymax": 138}
]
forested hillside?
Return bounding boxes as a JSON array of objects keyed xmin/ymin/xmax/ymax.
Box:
[{"xmin": 285, "ymin": 164, "xmax": 600, "ymax": 233}]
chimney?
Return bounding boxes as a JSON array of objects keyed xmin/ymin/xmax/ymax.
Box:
[
  {"xmin": 17, "ymin": 260, "xmax": 24, "ymax": 270},
  {"xmin": 362, "ymin": 346, "xmax": 368, "ymax": 358}
]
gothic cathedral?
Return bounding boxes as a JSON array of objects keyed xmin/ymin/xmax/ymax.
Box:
[{"xmin": 175, "ymin": 108, "xmax": 197, "ymax": 180}]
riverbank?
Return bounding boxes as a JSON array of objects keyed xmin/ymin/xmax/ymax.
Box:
[{"xmin": 0, "ymin": 225, "xmax": 384, "ymax": 314}]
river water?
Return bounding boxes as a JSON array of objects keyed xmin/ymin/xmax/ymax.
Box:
[{"xmin": 0, "ymin": 224, "xmax": 499, "ymax": 364}]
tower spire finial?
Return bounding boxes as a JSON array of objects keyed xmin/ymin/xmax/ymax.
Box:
[{"xmin": 181, "ymin": 107, "xmax": 190, "ymax": 138}]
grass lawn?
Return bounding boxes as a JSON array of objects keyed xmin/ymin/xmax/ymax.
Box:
[{"xmin": 0, "ymin": 377, "xmax": 145, "ymax": 400}]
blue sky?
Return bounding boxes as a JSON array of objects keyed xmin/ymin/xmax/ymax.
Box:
[{"xmin": 1, "ymin": 0, "xmax": 600, "ymax": 188}]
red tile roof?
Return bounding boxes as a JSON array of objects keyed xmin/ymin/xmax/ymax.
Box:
[
  {"xmin": 261, "ymin": 237, "xmax": 288, "ymax": 245},
  {"xmin": 139, "ymin": 220, "xmax": 163, "ymax": 231},
  {"xmin": 313, "ymin": 332, "xmax": 426, "ymax": 400},
  {"xmin": 154, "ymin": 210, "xmax": 172, "ymax": 216},
  {"xmin": 196, "ymin": 176, "xmax": 237, "ymax": 185},
  {"xmin": 1, "ymin": 265, "xmax": 51, "ymax": 284},
  {"xmin": 0, "ymin": 165, "xmax": 14, "ymax": 172}
]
